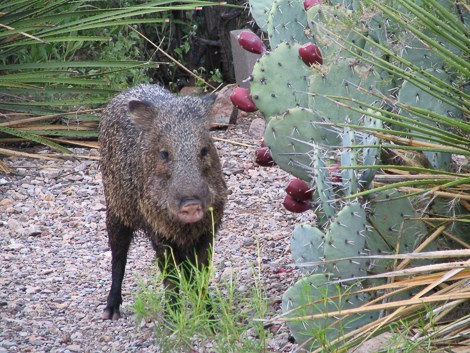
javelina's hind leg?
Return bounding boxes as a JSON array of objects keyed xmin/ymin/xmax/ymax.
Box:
[{"xmin": 102, "ymin": 215, "xmax": 133, "ymax": 320}]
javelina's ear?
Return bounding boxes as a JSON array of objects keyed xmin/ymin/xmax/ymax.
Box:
[
  {"xmin": 128, "ymin": 99, "xmax": 155, "ymax": 130},
  {"xmin": 201, "ymin": 93, "xmax": 217, "ymax": 115}
]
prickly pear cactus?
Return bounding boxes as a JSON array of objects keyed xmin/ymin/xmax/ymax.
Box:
[
  {"xmin": 286, "ymin": 190, "xmax": 450, "ymax": 346},
  {"xmin": 397, "ymin": 69, "xmax": 462, "ymax": 171},
  {"xmin": 249, "ymin": 0, "xmax": 275, "ymax": 32},
  {"xmin": 289, "ymin": 189, "xmax": 443, "ymax": 279},
  {"xmin": 364, "ymin": 190, "xmax": 441, "ymax": 276},
  {"xmin": 282, "ymin": 273, "xmax": 378, "ymax": 349},
  {"xmin": 246, "ymin": 0, "xmax": 392, "ymax": 183},
  {"xmin": 263, "ymin": 107, "xmax": 340, "ymax": 181},
  {"xmin": 267, "ymin": 0, "xmax": 312, "ymax": 47},
  {"xmin": 242, "ymin": 0, "xmax": 469, "ymax": 348},
  {"xmin": 323, "ymin": 202, "xmax": 368, "ymax": 278},
  {"xmin": 428, "ymin": 198, "xmax": 470, "ymax": 245},
  {"xmin": 340, "ymin": 126, "xmax": 360, "ymax": 196},
  {"xmin": 291, "ymin": 202, "xmax": 368, "ymax": 277},
  {"xmin": 299, "ymin": 111, "xmax": 382, "ymax": 206},
  {"xmin": 360, "ymin": 112, "xmax": 382, "ymax": 187},
  {"xmin": 306, "ymin": 3, "xmax": 366, "ymax": 59},
  {"xmin": 329, "ymin": 0, "xmax": 360, "ymax": 9},
  {"xmin": 250, "ymin": 42, "xmax": 311, "ymax": 120},
  {"xmin": 367, "ymin": 191, "xmax": 427, "ymax": 254},
  {"xmin": 291, "ymin": 224, "xmax": 326, "ymax": 273},
  {"xmin": 311, "ymin": 145, "xmax": 337, "ymax": 220},
  {"xmin": 307, "ymin": 57, "xmax": 392, "ymax": 126}
]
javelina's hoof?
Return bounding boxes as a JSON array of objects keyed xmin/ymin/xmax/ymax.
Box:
[{"xmin": 102, "ymin": 306, "xmax": 121, "ymax": 320}]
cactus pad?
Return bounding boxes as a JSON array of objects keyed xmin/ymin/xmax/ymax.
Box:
[
  {"xmin": 359, "ymin": 112, "xmax": 382, "ymax": 186},
  {"xmin": 312, "ymin": 144, "xmax": 338, "ymax": 219},
  {"xmin": 251, "ymin": 42, "xmax": 311, "ymax": 120},
  {"xmin": 306, "ymin": 4, "xmax": 366, "ymax": 59},
  {"xmin": 308, "ymin": 57, "xmax": 392, "ymax": 126},
  {"xmin": 267, "ymin": 0, "xmax": 312, "ymax": 47},
  {"xmin": 291, "ymin": 224, "xmax": 326, "ymax": 273},
  {"xmin": 397, "ymin": 69, "xmax": 462, "ymax": 171},
  {"xmin": 429, "ymin": 198, "xmax": 470, "ymax": 245},
  {"xmin": 323, "ymin": 202, "xmax": 368, "ymax": 278},
  {"xmin": 282, "ymin": 273, "xmax": 378, "ymax": 349},
  {"xmin": 264, "ymin": 106, "xmax": 340, "ymax": 181},
  {"xmin": 249, "ymin": 0, "xmax": 276, "ymax": 32},
  {"xmin": 340, "ymin": 126, "xmax": 359, "ymax": 196}
]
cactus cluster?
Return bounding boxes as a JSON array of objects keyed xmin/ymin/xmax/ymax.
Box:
[
  {"xmin": 238, "ymin": 0, "xmax": 465, "ymax": 178},
  {"xmin": 282, "ymin": 273, "xmax": 377, "ymax": 348},
  {"xmin": 233, "ymin": 0, "xmax": 469, "ymax": 349},
  {"xmin": 286, "ymin": 190, "xmax": 444, "ymax": 348}
]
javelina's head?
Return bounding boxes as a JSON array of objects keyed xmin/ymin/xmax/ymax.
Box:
[{"xmin": 128, "ymin": 94, "xmax": 224, "ymax": 224}]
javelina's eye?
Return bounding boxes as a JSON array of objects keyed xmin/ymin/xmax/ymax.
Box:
[
  {"xmin": 160, "ymin": 150, "xmax": 169, "ymax": 161},
  {"xmin": 200, "ymin": 147, "xmax": 209, "ymax": 158}
]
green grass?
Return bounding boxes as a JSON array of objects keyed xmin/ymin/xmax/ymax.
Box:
[{"xmin": 132, "ymin": 254, "xmax": 271, "ymax": 353}]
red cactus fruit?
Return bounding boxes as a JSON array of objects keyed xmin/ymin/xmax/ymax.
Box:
[
  {"xmin": 237, "ymin": 31, "xmax": 266, "ymax": 55},
  {"xmin": 230, "ymin": 87, "xmax": 257, "ymax": 112},
  {"xmin": 283, "ymin": 194, "xmax": 311, "ymax": 213},
  {"xmin": 285, "ymin": 178, "xmax": 313, "ymax": 202},
  {"xmin": 299, "ymin": 42, "xmax": 323, "ymax": 66},
  {"xmin": 304, "ymin": 0, "xmax": 322, "ymax": 11},
  {"xmin": 255, "ymin": 147, "xmax": 276, "ymax": 167}
]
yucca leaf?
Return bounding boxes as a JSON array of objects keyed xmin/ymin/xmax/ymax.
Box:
[
  {"xmin": 369, "ymin": 1, "xmax": 469, "ymax": 74},
  {"xmin": 397, "ymin": 0, "xmax": 469, "ymax": 54},
  {"xmin": 316, "ymin": 97, "xmax": 470, "ymax": 146},
  {"xmin": 0, "ymin": 0, "xmax": 227, "ymax": 154},
  {"xmin": 3, "ymin": 98, "xmax": 109, "ymax": 106},
  {"xmin": 14, "ymin": 129, "xmax": 99, "ymax": 138},
  {"xmin": 0, "ymin": 125, "xmax": 72, "ymax": 153},
  {"xmin": 0, "ymin": 60, "xmax": 155, "ymax": 70}
]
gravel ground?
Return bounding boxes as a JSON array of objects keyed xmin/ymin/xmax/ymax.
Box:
[{"xmin": 0, "ymin": 114, "xmax": 315, "ymax": 353}]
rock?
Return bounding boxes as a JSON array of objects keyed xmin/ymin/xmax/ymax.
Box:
[
  {"xmin": 0, "ymin": 340, "xmax": 16, "ymax": 348},
  {"xmin": 221, "ymin": 266, "xmax": 236, "ymax": 280},
  {"xmin": 25, "ymin": 286, "xmax": 41, "ymax": 294},
  {"xmin": 28, "ymin": 335, "xmax": 45, "ymax": 346},
  {"xmin": 7, "ymin": 240, "xmax": 24, "ymax": 250},
  {"xmin": 39, "ymin": 167, "xmax": 61, "ymax": 179},
  {"xmin": 210, "ymin": 85, "xmax": 239, "ymax": 125},
  {"xmin": 179, "ymin": 86, "xmax": 203, "ymax": 96},
  {"xmin": 350, "ymin": 332, "xmax": 396, "ymax": 353},
  {"xmin": 60, "ymin": 333, "xmax": 72, "ymax": 344},
  {"xmin": 179, "ymin": 85, "xmax": 238, "ymax": 125},
  {"xmin": 26, "ymin": 225, "xmax": 42, "ymax": 236},
  {"xmin": 0, "ymin": 198, "xmax": 13, "ymax": 206},
  {"xmin": 248, "ymin": 118, "xmax": 265, "ymax": 139},
  {"xmin": 65, "ymin": 344, "xmax": 82, "ymax": 352},
  {"xmin": 90, "ymin": 203, "xmax": 106, "ymax": 211}
]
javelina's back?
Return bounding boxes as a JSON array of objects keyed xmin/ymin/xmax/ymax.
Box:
[{"xmin": 99, "ymin": 84, "xmax": 226, "ymax": 320}]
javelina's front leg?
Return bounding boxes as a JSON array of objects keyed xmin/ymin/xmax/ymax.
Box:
[
  {"xmin": 102, "ymin": 215, "xmax": 133, "ymax": 320},
  {"xmin": 153, "ymin": 232, "xmax": 214, "ymax": 314}
]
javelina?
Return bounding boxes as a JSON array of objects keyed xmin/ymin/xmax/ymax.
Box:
[{"xmin": 99, "ymin": 84, "xmax": 227, "ymax": 320}]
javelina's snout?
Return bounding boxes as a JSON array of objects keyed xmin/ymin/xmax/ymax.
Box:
[{"xmin": 178, "ymin": 197, "xmax": 205, "ymax": 223}]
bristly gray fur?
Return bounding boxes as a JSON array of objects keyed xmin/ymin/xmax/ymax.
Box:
[{"xmin": 99, "ymin": 84, "xmax": 227, "ymax": 320}]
